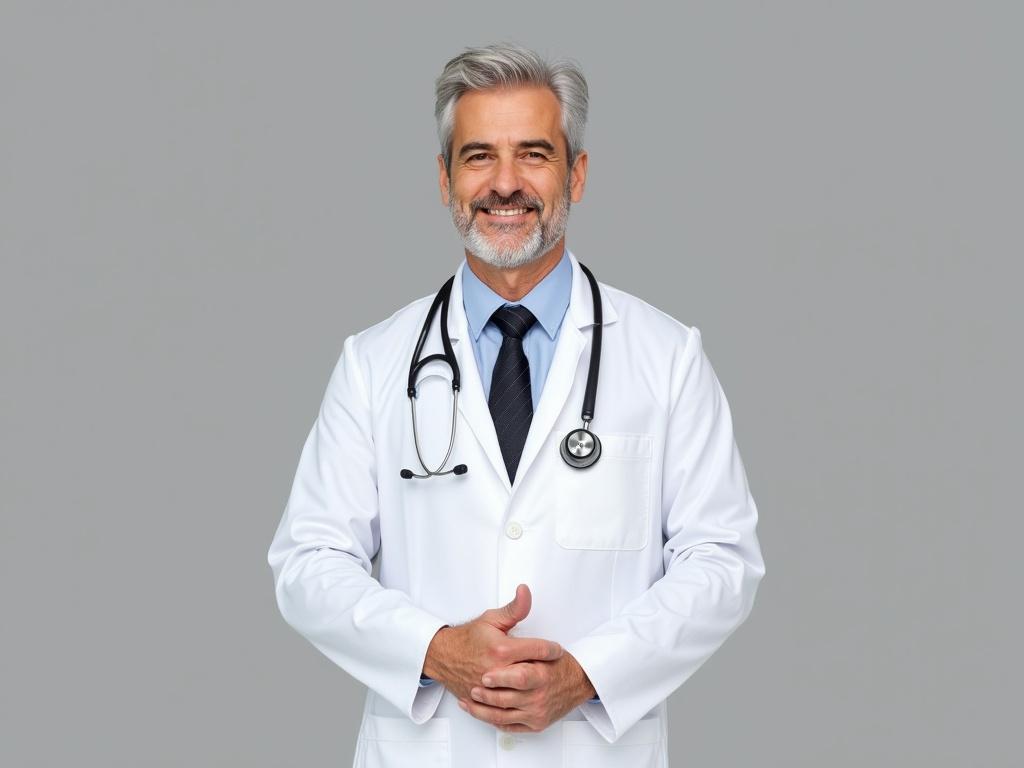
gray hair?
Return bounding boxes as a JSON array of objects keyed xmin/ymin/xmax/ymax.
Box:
[{"xmin": 434, "ymin": 42, "xmax": 589, "ymax": 177}]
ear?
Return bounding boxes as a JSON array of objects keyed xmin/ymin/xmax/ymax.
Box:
[
  {"xmin": 569, "ymin": 150, "xmax": 588, "ymax": 203},
  {"xmin": 437, "ymin": 154, "xmax": 451, "ymax": 206}
]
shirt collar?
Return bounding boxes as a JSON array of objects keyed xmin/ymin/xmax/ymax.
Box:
[{"xmin": 461, "ymin": 248, "xmax": 571, "ymax": 342}]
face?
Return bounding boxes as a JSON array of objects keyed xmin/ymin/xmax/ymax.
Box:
[{"xmin": 438, "ymin": 86, "xmax": 588, "ymax": 269}]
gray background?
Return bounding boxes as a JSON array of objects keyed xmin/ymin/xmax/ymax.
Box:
[{"xmin": 2, "ymin": 2, "xmax": 1020, "ymax": 766}]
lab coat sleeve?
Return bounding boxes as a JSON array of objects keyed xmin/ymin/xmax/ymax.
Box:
[
  {"xmin": 564, "ymin": 326, "xmax": 766, "ymax": 744},
  {"xmin": 267, "ymin": 333, "xmax": 449, "ymax": 724}
]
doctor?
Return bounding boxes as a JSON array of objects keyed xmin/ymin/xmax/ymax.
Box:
[{"xmin": 268, "ymin": 42, "xmax": 765, "ymax": 768}]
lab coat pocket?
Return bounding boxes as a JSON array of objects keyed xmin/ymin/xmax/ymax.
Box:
[
  {"xmin": 562, "ymin": 716, "xmax": 661, "ymax": 768},
  {"xmin": 553, "ymin": 432, "xmax": 653, "ymax": 550},
  {"xmin": 355, "ymin": 714, "xmax": 451, "ymax": 768}
]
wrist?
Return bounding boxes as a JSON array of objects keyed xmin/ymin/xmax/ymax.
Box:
[
  {"xmin": 581, "ymin": 674, "xmax": 597, "ymax": 702},
  {"xmin": 422, "ymin": 624, "xmax": 452, "ymax": 682},
  {"xmin": 563, "ymin": 651, "xmax": 597, "ymax": 703}
]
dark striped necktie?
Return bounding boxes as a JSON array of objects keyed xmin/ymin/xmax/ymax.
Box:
[{"xmin": 487, "ymin": 304, "xmax": 538, "ymax": 484}]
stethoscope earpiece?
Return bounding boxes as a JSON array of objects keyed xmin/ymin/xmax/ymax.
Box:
[{"xmin": 560, "ymin": 428, "xmax": 602, "ymax": 469}]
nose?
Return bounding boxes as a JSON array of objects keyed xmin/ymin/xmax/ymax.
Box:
[{"xmin": 489, "ymin": 155, "xmax": 523, "ymax": 200}]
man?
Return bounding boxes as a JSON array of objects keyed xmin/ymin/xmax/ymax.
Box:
[{"xmin": 268, "ymin": 43, "xmax": 765, "ymax": 767}]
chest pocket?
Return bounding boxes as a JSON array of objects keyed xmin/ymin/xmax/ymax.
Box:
[{"xmin": 551, "ymin": 432, "xmax": 654, "ymax": 550}]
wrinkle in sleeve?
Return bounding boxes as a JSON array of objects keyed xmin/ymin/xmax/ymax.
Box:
[
  {"xmin": 567, "ymin": 326, "xmax": 766, "ymax": 743},
  {"xmin": 267, "ymin": 334, "xmax": 448, "ymax": 724}
]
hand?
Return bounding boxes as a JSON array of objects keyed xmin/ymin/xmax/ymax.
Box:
[
  {"xmin": 422, "ymin": 584, "xmax": 564, "ymax": 705},
  {"xmin": 457, "ymin": 650, "xmax": 597, "ymax": 733}
]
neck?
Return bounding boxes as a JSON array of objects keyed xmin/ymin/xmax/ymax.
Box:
[{"xmin": 465, "ymin": 237, "xmax": 566, "ymax": 302}]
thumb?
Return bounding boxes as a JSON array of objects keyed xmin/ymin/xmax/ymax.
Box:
[{"xmin": 485, "ymin": 583, "xmax": 532, "ymax": 631}]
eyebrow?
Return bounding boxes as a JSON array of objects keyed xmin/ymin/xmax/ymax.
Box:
[{"xmin": 458, "ymin": 139, "xmax": 558, "ymax": 158}]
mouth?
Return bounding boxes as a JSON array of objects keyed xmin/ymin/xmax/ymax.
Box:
[{"xmin": 479, "ymin": 206, "xmax": 536, "ymax": 223}]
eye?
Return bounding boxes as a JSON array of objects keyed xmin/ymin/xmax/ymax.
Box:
[
  {"xmin": 525, "ymin": 152, "xmax": 546, "ymax": 159},
  {"xmin": 467, "ymin": 153, "xmax": 489, "ymax": 162}
]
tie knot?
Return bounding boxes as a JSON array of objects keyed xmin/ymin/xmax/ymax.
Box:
[{"xmin": 490, "ymin": 304, "xmax": 537, "ymax": 341}]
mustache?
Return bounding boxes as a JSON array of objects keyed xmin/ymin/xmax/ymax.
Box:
[{"xmin": 472, "ymin": 195, "xmax": 543, "ymax": 212}]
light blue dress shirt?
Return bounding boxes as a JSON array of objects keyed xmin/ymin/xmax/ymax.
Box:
[
  {"xmin": 461, "ymin": 247, "xmax": 572, "ymax": 411},
  {"xmin": 418, "ymin": 249, "xmax": 600, "ymax": 703}
]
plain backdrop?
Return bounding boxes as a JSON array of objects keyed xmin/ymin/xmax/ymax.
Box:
[{"xmin": 1, "ymin": 2, "xmax": 1020, "ymax": 766}]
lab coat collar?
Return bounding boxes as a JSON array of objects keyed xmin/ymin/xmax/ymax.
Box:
[{"xmin": 444, "ymin": 247, "xmax": 619, "ymax": 495}]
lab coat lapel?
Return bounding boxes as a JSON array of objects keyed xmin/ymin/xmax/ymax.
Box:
[
  {"xmin": 512, "ymin": 320, "xmax": 585, "ymax": 493},
  {"xmin": 446, "ymin": 265, "xmax": 514, "ymax": 494},
  {"xmin": 512, "ymin": 251, "xmax": 596, "ymax": 493},
  {"xmin": 445, "ymin": 250, "xmax": 617, "ymax": 496}
]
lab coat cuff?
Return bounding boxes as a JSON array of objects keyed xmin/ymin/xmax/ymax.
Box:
[
  {"xmin": 564, "ymin": 636, "xmax": 634, "ymax": 744},
  {"xmin": 411, "ymin": 675, "xmax": 445, "ymax": 724},
  {"xmin": 577, "ymin": 698, "xmax": 615, "ymax": 743},
  {"xmin": 407, "ymin": 618, "xmax": 450, "ymax": 725}
]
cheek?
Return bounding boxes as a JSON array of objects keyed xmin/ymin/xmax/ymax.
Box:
[
  {"xmin": 448, "ymin": 188, "xmax": 470, "ymax": 211},
  {"xmin": 534, "ymin": 175, "xmax": 566, "ymax": 207},
  {"xmin": 453, "ymin": 187, "xmax": 480, "ymax": 211}
]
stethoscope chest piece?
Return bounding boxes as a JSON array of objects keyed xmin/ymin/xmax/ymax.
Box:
[{"xmin": 560, "ymin": 427, "xmax": 602, "ymax": 469}]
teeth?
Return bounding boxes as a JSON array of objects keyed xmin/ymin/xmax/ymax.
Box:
[{"xmin": 486, "ymin": 208, "xmax": 529, "ymax": 216}]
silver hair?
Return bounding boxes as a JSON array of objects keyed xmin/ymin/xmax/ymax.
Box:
[{"xmin": 434, "ymin": 42, "xmax": 589, "ymax": 177}]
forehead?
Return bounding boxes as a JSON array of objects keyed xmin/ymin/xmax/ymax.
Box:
[{"xmin": 452, "ymin": 86, "xmax": 564, "ymax": 148}]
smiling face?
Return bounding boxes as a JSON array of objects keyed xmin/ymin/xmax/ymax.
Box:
[{"xmin": 438, "ymin": 85, "xmax": 588, "ymax": 269}]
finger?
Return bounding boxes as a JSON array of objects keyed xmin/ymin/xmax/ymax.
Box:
[
  {"xmin": 481, "ymin": 663, "xmax": 537, "ymax": 691},
  {"xmin": 470, "ymin": 685, "xmax": 527, "ymax": 709},
  {"xmin": 485, "ymin": 584, "xmax": 532, "ymax": 631},
  {"xmin": 458, "ymin": 697, "xmax": 525, "ymax": 728},
  {"xmin": 500, "ymin": 636, "xmax": 562, "ymax": 664}
]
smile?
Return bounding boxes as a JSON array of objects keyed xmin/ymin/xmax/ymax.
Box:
[
  {"xmin": 485, "ymin": 207, "xmax": 531, "ymax": 215},
  {"xmin": 481, "ymin": 207, "xmax": 534, "ymax": 219}
]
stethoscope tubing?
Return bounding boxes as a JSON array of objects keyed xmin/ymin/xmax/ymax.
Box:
[
  {"xmin": 403, "ymin": 260, "xmax": 602, "ymax": 479},
  {"xmin": 407, "ymin": 387, "xmax": 462, "ymax": 478}
]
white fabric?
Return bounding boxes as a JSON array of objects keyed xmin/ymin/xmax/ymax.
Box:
[{"xmin": 267, "ymin": 248, "xmax": 765, "ymax": 767}]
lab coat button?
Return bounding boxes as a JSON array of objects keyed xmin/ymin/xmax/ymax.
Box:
[
  {"xmin": 505, "ymin": 521, "xmax": 523, "ymax": 539},
  {"xmin": 499, "ymin": 733, "xmax": 516, "ymax": 750}
]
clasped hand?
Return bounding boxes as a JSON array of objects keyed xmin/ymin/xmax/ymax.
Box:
[{"xmin": 422, "ymin": 583, "xmax": 596, "ymax": 733}]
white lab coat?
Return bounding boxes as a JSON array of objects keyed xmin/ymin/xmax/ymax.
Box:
[{"xmin": 267, "ymin": 248, "xmax": 765, "ymax": 768}]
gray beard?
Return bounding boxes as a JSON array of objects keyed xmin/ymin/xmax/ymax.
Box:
[{"xmin": 448, "ymin": 183, "xmax": 572, "ymax": 270}]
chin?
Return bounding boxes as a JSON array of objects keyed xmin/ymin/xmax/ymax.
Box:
[
  {"xmin": 464, "ymin": 227, "xmax": 547, "ymax": 270},
  {"xmin": 471, "ymin": 247, "xmax": 547, "ymax": 270}
]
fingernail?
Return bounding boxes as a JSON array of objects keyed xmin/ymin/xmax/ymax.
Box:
[
  {"xmin": 458, "ymin": 700, "xmax": 467, "ymax": 709},
  {"xmin": 482, "ymin": 676, "xmax": 493, "ymax": 686}
]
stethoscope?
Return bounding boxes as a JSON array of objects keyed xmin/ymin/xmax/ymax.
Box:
[{"xmin": 400, "ymin": 261, "xmax": 604, "ymax": 480}]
